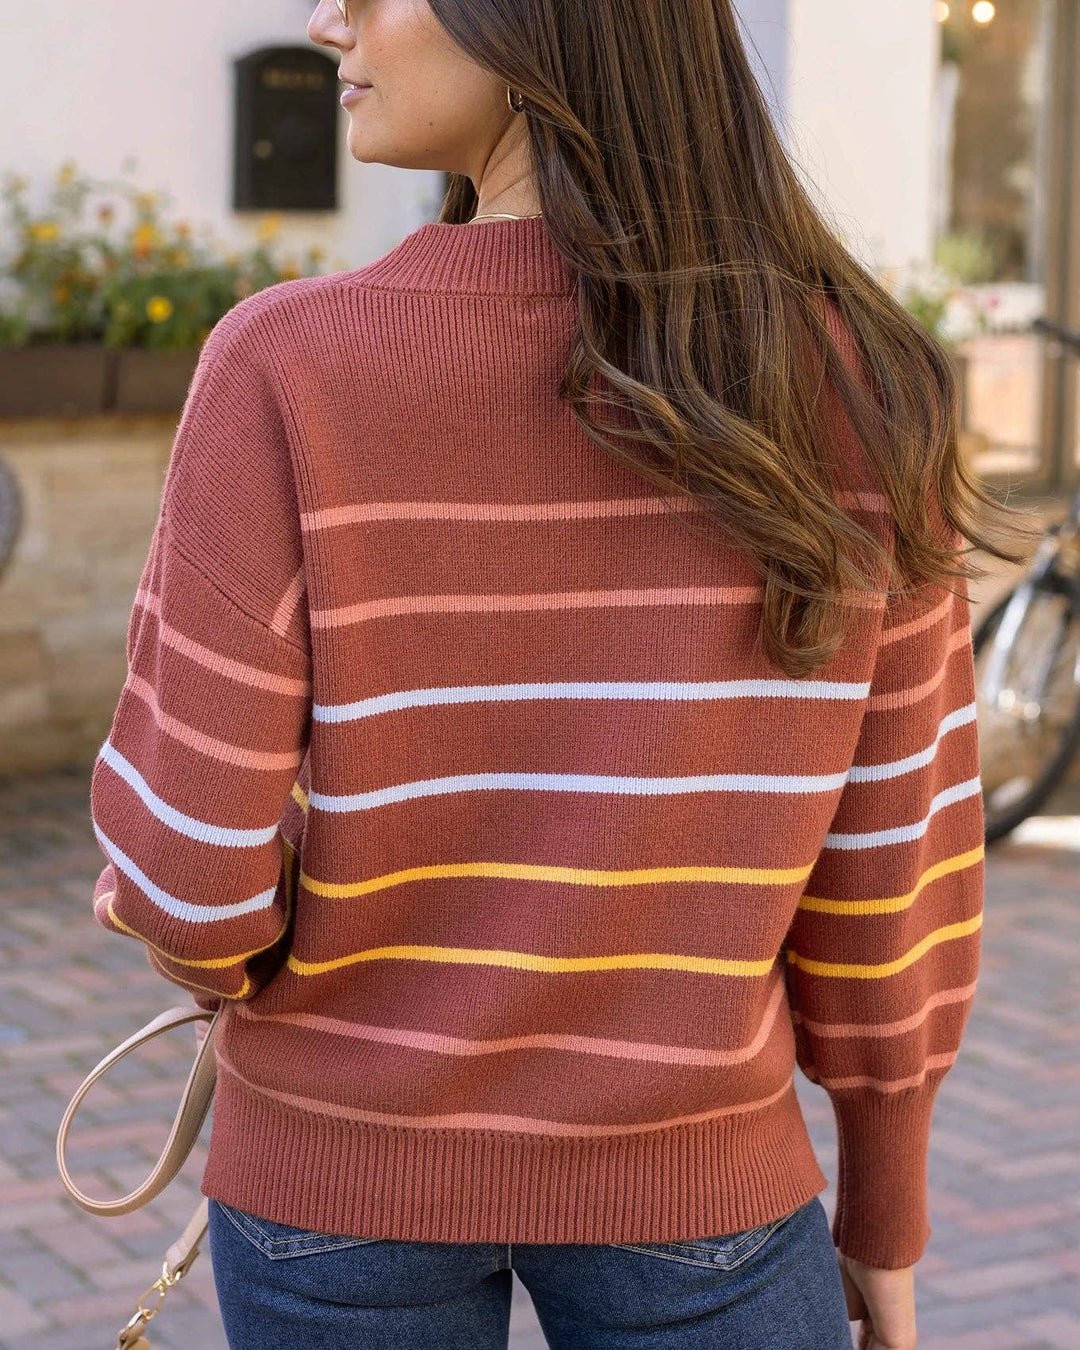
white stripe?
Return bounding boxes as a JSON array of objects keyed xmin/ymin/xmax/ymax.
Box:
[
  {"xmin": 847, "ymin": 703, "xmax": 978, "ymax": 784},
  {"xmin": 309, "ymin": 768, "xmax": 852, "ymax": 814},
  {"xmin": 824, "ymin": 777, "xmax": 983, "ymax": 849},
  {"xmin": 96, "ymin": 740, "xmax": 279, "ymax": 848},
  {"xmin": 313, "ymin": 678, "xmax": 872, "ymax": 724},
  {"xmin": 92, "ymin": 822, "xmax": 280, "ymax": 924}
]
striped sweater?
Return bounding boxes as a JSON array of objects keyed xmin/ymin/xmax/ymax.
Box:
[{"xmin": 89, "ymin": 213, "xmax": 984, "ymax": 1270}]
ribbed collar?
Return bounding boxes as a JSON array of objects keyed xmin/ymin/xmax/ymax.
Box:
[{"xmin": 358, "ymin": 214, "xmax": 576, "ymax": 297}]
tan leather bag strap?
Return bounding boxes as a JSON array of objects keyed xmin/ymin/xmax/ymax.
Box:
[
  {"xmin": 55, "ymin": 1005, "xmax": 221, "ymax": 1348},
  {"xmin": 56, "ymin": 1004, "xmax": 220, "ymax": 1216},
  {"xmin": 114, "ymin": 1197, "xmax": 213, "ymax": 1350}
]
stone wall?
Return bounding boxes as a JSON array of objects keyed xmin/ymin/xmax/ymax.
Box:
[{"xmin": 0, "ymin": 414, "xmax": 176, "ymax": 777}]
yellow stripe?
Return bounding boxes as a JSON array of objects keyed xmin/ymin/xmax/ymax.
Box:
[
  {"xmin": 287, "ymin": 943, "xmax": 778, "ymax": 978},
  {"xmin": 298, "ymin": 858, "xmax": 815, "ymax": 899},
  {"xmin": 99, "ymin": 837, "xmax": 295, "ymax": 972},
  {"xmin": 785, "ymin": 912, "xmax": 982, "ymax": 978},
  {"xmin": 148, "ymin": 949, "xmax": 253, "ymax": 1000},
  {"xmin": 798, "ymin": 843, "xmax": 985, "ymax": 914},
  {"xmin": 292, "ymin": 775, "xmax": 813, "ymax": 899}
]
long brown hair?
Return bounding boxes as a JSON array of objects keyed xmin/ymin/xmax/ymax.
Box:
[{"xmin": 429, "ymin": 0, "xmax": 1037, "ymax": 677}]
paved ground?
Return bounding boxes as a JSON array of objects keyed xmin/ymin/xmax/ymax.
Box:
[{"xmin": 1, "ymin": 761, "xmax": 1077, "ymax": 1350}]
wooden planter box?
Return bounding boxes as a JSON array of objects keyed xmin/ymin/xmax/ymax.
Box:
[
  {"xmin": 112, "ymin": 348, "xmax": 200, "ymax": 414},
  {"xmin": 0, "ymin": 345, "xmax": 201, "ymax": 416},
  {"xmin": 0, "ymin": 344, "xmax": 112, "ymax": 417}
]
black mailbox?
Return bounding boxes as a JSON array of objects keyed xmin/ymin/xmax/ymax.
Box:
[{"xmin": 234, "ymin": 46, "xmax": 339, "ymax": 212}]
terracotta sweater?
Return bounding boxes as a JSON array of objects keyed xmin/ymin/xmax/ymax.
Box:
[{"xmin": 89, "ymin": 214, "xmax": 984, "ymax": 1270}]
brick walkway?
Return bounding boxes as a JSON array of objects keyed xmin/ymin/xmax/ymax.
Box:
[{"xmin": 0, "ymin": 765, "xmax": 1077, "ymax": 1349}]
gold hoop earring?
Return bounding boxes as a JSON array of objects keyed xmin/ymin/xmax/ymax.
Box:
[{"xmin": 507, "ymin": 85, "xmax": 525, "ymax": 113}]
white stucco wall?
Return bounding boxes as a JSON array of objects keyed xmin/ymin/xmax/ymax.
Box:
[
  {"xmin": 3, "ymin": 0, "xmax": 442, "ymax": 269},
  {"xmin": 4, "ymin": 1, "xmax": 936, "ymax": 275},
  {"xmin": 783, "ymin": 0, "xmax": 939, "ymax": 271}
]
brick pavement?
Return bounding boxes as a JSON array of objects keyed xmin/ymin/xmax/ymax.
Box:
[{"xmin": 0, "ymin": 765, "xmax": 1077, "ymax": 1349}]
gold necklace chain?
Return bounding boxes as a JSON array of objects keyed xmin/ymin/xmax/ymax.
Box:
[{"xmin": 468, "ymin": 211, "xmax": 544, "ymax": 223}]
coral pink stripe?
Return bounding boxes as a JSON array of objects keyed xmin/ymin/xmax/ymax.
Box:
[
  {"xmin": 216, "ymin": 1043, "xmax": 798, "ymax": 1135},
  {"xmin": 232, "ymin": 967, "xmax": 787, "ymax": 1067},
  {"xmin": 135, "ymin": 587, "xmax": 309, "ymax": 695},
  {"xmin": 879, "ymin": 592, "xmax": 953, "ymax": 648},
  {"xmin": 122, "ymin": 674, "xmax": 304, "ymax": 771},
  {"xmin": 311, "ymin": 584, "xmax": 883, "ymax": 630},
  {"xmin": 302, "ymin": 494, "xmax": 703, "ymax": 531},
  {"xmin": 300, "ymin": 490, "xmax": 888, "ymax": 532},
  {"xmin": 270, "ymin": 568, "xmax": 307, "ymax": 639},
  {"xmin": 791, "ymin": 981, "xmax": 978, "ymax": 1037},
  {"xmin": 868, "ymin": 624, "xmax": 972, "ymax": 712},
  {"xmin": 809, "ymin": 1050, "xmax": 958, "ymax": 1092}
]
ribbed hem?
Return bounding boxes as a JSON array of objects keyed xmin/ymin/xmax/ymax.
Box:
[
  {"xmin": 829, "ymin": 1074, "xmax": 946, "ymax": 1269},
  {"xmin": 357, "ymin": 214, "xmax": 576, "ymax": 298},
  {"xmin": 200, "ymin": 1059, "xmax": 829, "ymax": 1246}
]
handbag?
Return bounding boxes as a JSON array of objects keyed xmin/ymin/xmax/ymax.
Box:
[{"xmin": 55, "ymin": 1003, "xmax": 221, "ymax": 1350}]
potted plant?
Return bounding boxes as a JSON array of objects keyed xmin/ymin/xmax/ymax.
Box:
[
  {"xmin": 0, "ymin": 165, "xmax": 113, "ymax": 415},
  {"xmin": 101, "ymin": 195, "xmax": 323, "ymax": 413},
  {"xmin": 877, "ymin": 253, "xmax": 1002, "ymax": 438},
  {"xmin": 0, "ymin": 164, "xmax": 327, "ymax": 417}
]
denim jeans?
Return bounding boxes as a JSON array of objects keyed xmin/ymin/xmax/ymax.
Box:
[{"xmin": 208, "ymin": 1192, "xmax": 853, "ymax": 1349}]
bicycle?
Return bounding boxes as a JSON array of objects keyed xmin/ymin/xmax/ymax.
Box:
[{"xmin": 972, "ymin": 315, "xmax": 1080, "ymax": 842}]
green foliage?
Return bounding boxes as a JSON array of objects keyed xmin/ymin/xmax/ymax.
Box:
[
  {"xmin": 0, "ymin": 162, "xmax": 327, "ymax": 349},
  {"xmin": 933, "ymin": 228, "xmax": 1001, "ymax": 286},
  {"xmin": 902, "ymin": 289, "xmax": 952, "ymax": 341},
  {"xmin": 940, "ymin": 23, "xmax": 963, "ymax": 65},
  {"xmin": 877, "ymin": 257, "xmax": 1002, "ymax": 347}
]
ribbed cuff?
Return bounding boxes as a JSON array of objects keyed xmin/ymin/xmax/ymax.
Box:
[{"xmin": 828, "ymin": 1074, "xmax": 946, "ymax": 1269}]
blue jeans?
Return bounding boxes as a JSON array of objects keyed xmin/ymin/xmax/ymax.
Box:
[{"xmin": 208, "ymin": 1192, "xmax": 852, "ymax": 1349}]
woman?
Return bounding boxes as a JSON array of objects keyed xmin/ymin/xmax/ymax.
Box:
[{"xmin": 88, "ymin": 1, "xmax": 1032, "ymax": 1347}]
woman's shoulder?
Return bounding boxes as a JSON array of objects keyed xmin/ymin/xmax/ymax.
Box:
[
  {"xmin": 212, "ymin": 220, "xmax": 437, "ymax": 344},
  {"xmin": 194, "ymin": 261, "xmax": 406, "ymax": 387},
  {"xmin": 207, "ymin": 270, "xmax": 363, "ymax": 344}
]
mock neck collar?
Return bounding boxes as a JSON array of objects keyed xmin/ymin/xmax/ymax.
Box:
[{"xmin": 357, "ymin": 214, "xmax": 576, "ymax": 298}]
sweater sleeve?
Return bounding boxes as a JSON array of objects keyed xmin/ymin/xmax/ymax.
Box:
[
  {"xmin": 88, "ymin": 298, "xmax": 312, "ymax": 1011},
  {"xmin": 782, "ymin": 516, "xmax": 985, "ymax": 1269}
]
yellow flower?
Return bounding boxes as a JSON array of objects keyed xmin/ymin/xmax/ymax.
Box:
[
  {"xmin": 146, "ymin": 295, "xmax": 174, "ymax": 323},
  {"xmin": 28, "ymin": 220, "xmax": 61, "ymax": 242},
  {"xmin": 134, "ymin": 191, "xmax": 159, "ymax": 212},
  {"xmin": 167, "ymin": 249, "xmax": 191, "ymax": 268},
  {"xmin": 280, "ymin": 264, "xmax": 300, "ymax": 280},
  {"xmin": 57, "ymin": 160, "xmax": 78, "ymax": 185},
  {"xmin": 257, "ymin": 213, "xmax": 283, "ymax": 243},
  {"xmin": 131, "ymin": 224, "xmax": 159, "ymax": 251}
]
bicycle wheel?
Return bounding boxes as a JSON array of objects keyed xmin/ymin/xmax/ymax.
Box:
[{"xmin": 973, "ymin": 578, "xmax": 1080, "ymax": 842}]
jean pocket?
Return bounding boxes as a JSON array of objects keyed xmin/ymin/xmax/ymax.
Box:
[
  {"xmin": 212, "ymin": 1198, "xmax": 384, "ymax": 1260},
  {"xmin": 608, "ymin": 1204, "xmax": 802, "ymax": 1271}
]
